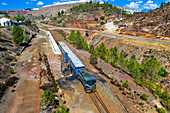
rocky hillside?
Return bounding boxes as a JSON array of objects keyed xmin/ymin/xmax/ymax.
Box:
[
  {"xmin": 28, "ymin": 2, "xmax": 84, "ymax": 17},
  {"xmin": 114, "ymin": 4, "xmax": 170, "ymax": 37}
]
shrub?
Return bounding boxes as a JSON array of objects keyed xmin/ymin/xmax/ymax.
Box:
[
  {"xmin": 3, "ymin": 46, "xmax": 7, "ymax": 50},
  {"xmin": 139, "ymin": 102, "xmax": 144, "ymax": 105},
  {"xmin": 100, "ymin": 22, "xmax": 105, "ymax": 25},
  {"xmin": 9, "ymin": 68, "xmax": 15, "ymax": 74},
  {"xmin": 100, "ymin": 16, "xmax": 105, "ymax": 20},
  {"xmin": 58, "ymin": 20, "xmax": 62, "ymax": 24},
  {"xmin": 123, "ymin": 80, "xmax": 129, "ymax": 88},
  {"xmin": 16, "ymin": 53, "xmax": 20, "ymax": 56},
  {"xmin": 141, "ymin": 93, "xmax": 148, "ymax": 101},
  {"xmin": 111, "ymin": 77, "xmax": 114, "ymax": 81},
  {"xmin": 56, "ymin": 106, "xmax": 69, "ymax": 113},
  {"xmin": 110, "ymin": 77, "xmax": 114, "ymax": 84},
  {"xmin": 5, "ymin": 77, "xmax": 19, "ymax": 87},
  {"xmin": 120, "ymin": 79, "xmax": 123, "ymax": 83},
  {"xmin": 156, "ymin": 108, "xmax": 166, "ymax": 113},
  {"xmin": 95, "ymin": 17, "xmax": 98, "ymax": 21}
]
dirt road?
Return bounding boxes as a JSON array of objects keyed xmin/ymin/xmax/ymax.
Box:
[{"xmin": 0, "ymin": 37, "xmax": 49, "ymax": 113}]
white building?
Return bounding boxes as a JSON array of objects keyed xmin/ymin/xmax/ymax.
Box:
[{"xmin": 0, "ymin": 17, "xmax": 14, "ymax": 26}]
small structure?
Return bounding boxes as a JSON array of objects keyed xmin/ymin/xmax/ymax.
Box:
[{"xmin": 0, "ymin": 17, "xmax": 15, "ymax": 26}]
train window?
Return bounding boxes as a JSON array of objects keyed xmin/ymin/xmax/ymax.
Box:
[{"xmin": 86, "ymin": 81, "xmax": 89, "ymax": 85}]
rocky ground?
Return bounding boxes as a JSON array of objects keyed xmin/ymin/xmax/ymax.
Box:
[{"xmin": 114, "ymin": 4, "xmax": 170, "ymax": 38}]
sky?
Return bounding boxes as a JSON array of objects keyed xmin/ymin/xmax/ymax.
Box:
[{"xmin": 0, "ymin": 0, "xmax": 169, "ymax": 12}]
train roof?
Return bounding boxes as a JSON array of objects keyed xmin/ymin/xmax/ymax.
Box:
[
  {"xmin": 79, "ymin": 68, "xmax": 96, "ymax": 81},
  {"xmin": 58, "ymin": 42, "xmax": 72, "ymax": 53},
  {"xmin": 68, "ymin": 53, "xmax": 85, "ymax": 68}
]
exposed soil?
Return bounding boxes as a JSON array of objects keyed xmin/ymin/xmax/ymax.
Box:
[{"xmin": 0, "ymin": 37, "xmax": 45, "ymax": 113}]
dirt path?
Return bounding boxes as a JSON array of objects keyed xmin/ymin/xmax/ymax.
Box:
[{"xmin": 0, "ymin": 37, "xmax": 48, "ymax": 113}]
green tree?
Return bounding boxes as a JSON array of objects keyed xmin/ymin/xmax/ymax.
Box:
[
  {"xmin": 14, "ymin": 14, "xmax": 21, "ymax": 22},
  {"xmin": 100, "ymin": 16, "xmax": 105, "ymax": 20},
  {"xmin": 119, "ymin": 50, "xmax": 126, "ymax": 71},
  {"xmin": 75, "ymin": 30, "xmax": 83, "ymax": 49},
  {"xmin": 158, "ymin": 66, "xmax": 168, "ymax": 77},
  {"xmin": 141, "ymin": 93, "xmax": 148, "ymax": 101},
  {"xmin": 89, "ymin": 44, "xmax": 94, "ymax": 53},
  {"xmin": 112, "ymin": 53, "xmax": 119, "ymax": 67},
  {"xmin": 23, "ymin": 33, "xmax": 28, "ymax": 42},
  {"xmin": 160, "ymin": 2, "xmax": 164, "ymax": 8},
  {"xmin": 24, "ymin": 19, "xmax": 31, "ymax": 26},
  {"xmin": 128, "ymin": 55, "xmax": 141, "ymax": 78},
  {"xmin": 123, "ymin": 80, "xmax": 129, "ymax": 88},
  {"xmin": 41, "ymin": 90, "xmax": 55, "ymax": 106},
  {"xmin": 42, "ymin": 15, "xmax": 44, "ymax": 20},
  {"xmin": 12, "ymin": 25, "xmax": 24, "ymax": 45},
  {"xmin": 58, "ymin": 20, "xmax": 62, "ymax": 24},
  {"xmin": 67, "ymin": 30, "xmax": 75, "ymax": 42},
  {"xmin": 53, "ymin": 17, "xmax": 57, "ymax": 21},
  {"xmin": 4, "ymin": 13, "xmax": 10, "ymax": 18},
  {"xmin": 61, "ymin": 10, "xmax": 64, "ymax": 16},
  {"xmin": 156, "ymin": 108, "xmax": 166, "ymax": 113},
  {"xmin": 20, "ymin": 15, "xmax": 25, "ymax": 22},
  {"xmin": 100, "ymin": 21, "xmax": 105, "ymax": 25},
  {"xmin": 56, "ymin": 106, "xmax": 68, "ymax": 113},
  {"xmin": 95, "ymin": 17, "xmax": 98, "ymax": 21},
  {"xmin": 90, "ymin": 51, "xmax": 98, "ymax": 64},
  {"xmin": 58, "ymin": 12, "xmax": 61, "ymax": 17},
  {"xmin": 142, "ymin": 57, "xmax": 162, "ymax": 82}
]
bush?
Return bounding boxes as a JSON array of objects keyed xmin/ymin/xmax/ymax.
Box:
[
  {"xmin": 56, "ymin": 106, "xmax": 69, "ymax": 113},
  {"xmin": 123, "ymin": 80, "xmax": 129, "ymax": 88},
  {"xmin": 141, "ymin": 93, "xmax": 148, "ymax": 101},
  {"xmin": 139, "ymin": 102, "xmax": 144, "ymax": 105},
  {"xmin": 158, "ymin": 67, "xmax": 168, "ymax": 77},
  {"xmin": 120, "ymin": 79, "xmax": 123, "ymax": 83},
  {"xmin": 9, "ymin": 68, "xmax": 15, "ymax": 74},
  {"xmin": 100, "ymin": 16, "xmax": 105, "ymax": 20},
  {"xmin": 3, "ymin": 46, "xmax": 7, "ymax": 50},
  {"xmin": 58, "ymin": 20, "xmax": 62, "ymax": 24},
  {"xmin": 5, "ymin": 77, "xmax": 19, "ymax": 87},
  {"xmin": 24, "ymin": 19, "xmax": 31, "ymax": 26},
  {"xmin": 16, "ymin": 53, "xmax": 20, "ymax": 56},
  {"xmin": 111, "ymin": 77, "xmax": 114, "ymax": 81},
  {"xmin": 95, "ymin": 17, "xmax": 98, "ymax": 21},
  {"xmin": 156, "ymin": 108, "xmax": 166, "ymax": 113},
  {"xmin": 100, "ymin": 21, "xmax": 105, "ymax": 25}
]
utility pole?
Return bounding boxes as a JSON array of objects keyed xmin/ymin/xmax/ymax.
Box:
[{"xmin": 120, "ymin": 10, "xmax": 122, "ymax": 20}]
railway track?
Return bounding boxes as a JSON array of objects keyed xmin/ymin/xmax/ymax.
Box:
[{"xmin": 89, "ymin": 91, "xmax": 110, "ymax": 113}]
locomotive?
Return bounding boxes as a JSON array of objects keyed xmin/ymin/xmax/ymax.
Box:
[{"xmin": 58, "ymin": 41, "xmax": 96, "ymax": 92}]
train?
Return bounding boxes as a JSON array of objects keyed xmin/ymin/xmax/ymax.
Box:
[{"xmin": 58, "ymin": 41, "xmax": 96, "ymax": 93}]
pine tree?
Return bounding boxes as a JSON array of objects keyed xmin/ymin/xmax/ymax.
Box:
[
  {"xmin": 58, "ymin": 12, "xmax": 61, "ymax": 17},
  {"xmin": 119, "ymin": 50, "xmax": 125, "ymax": 71},
  {"xmin": 12, "ymin": 25, "xmax": 24, "ymax": 45},
  {"xmin": 89, "ymin": 44, "xmax": 94, "ymax": 53},
  {"xmin": 128, "ymin": 55, "xmax": 141, "ymax": 78},
  {"xmin": 20, "ymin": 15, "xmax": 25, "ymax": 22},
  {"xmin": 90, "ymin": 51, "xmax": 98, "ymax": 64},
  {"xmin": 61, "ymin": 10, "xmax": 64, "ymax": 16},
  {"xmin": 142, "ymin": 57, "xmax": 162, "ymax": 82}
]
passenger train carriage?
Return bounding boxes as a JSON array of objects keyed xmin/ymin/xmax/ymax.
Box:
[{"xmin": 58, "ymin": 41, "xmax": 96, "ymax": 93}]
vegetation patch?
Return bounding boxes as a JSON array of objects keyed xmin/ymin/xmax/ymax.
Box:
[
  {"xmin": 140, "ymin": 93, "xmax": 148, "ymax": 101},
  {"xmin": 5, "ymin": 76, "xmax": 19, "ymax": 87},
  {"xmin": 67, "ymin": 30, "xmax": 88, "ymax": 50}
]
